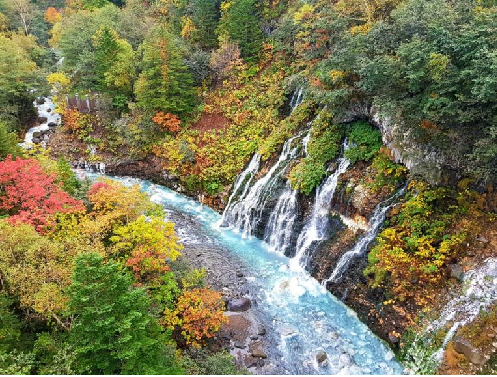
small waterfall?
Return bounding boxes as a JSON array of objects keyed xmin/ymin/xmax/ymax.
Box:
[
  {"xmin": 221, "ymin": 87, "xmax": 306, "ymax": 238},
  {"xmin": 263, "ymin": 183, "xmax": 298, "ymax": 255},
  {"xmin": 21, "ymin": 97, "xmax": 61, "ymax": 147},
  {"xmin": 290, "ymin": 143, "xmax": 351, "ymax": 270},
  {"xmin": 222, "ymin": 131, "xmax": 306, "ymax": 237},
  {"xmin": 428, "ymin": 257, "xmax": 497, "ymax": 361},
  {"xmin": 401, "ymin": 257, "xmax": 497, "ymax": 373},
  {"xmin": 221, "ymin": 153, "xmax": 261, "ymax": 226},
  {"xmin": 262, "ymin": 128, "xmax": 312, "ymax": 255},
  {"xmin": 289, "ymin": 87, "xmax": 304, "ymax": 111},
  {"xmin": 322, "ymin": 184, "xmax": 407, "ymax": 285}
]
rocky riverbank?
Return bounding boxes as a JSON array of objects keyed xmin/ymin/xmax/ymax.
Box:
[{"xmin": 157, "ymin": 208, "xmax": 274, "ymax": 373}]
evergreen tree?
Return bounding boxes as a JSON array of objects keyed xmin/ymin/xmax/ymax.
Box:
[
  {"xmin": 68, "ymin": 253, "xmax": 181, "ymax": 374},
  {"xmin": 217, "ymin": 0, "xmax": 263, "ymax": 63},
  {"xmin": 93, "ymin": 26, "xmax": 121, "ymax": 92},
  {"xmin": 189, "ymin": 0, "xmax": 220, "ymax": 49},
  {"xmin": 135, "ymin": 28, "xmax": 196, "ymax": 117}
]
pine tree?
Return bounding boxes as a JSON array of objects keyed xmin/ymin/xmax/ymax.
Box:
[
  {"xmin": 93, "ymin": 26, "xmax": 121, "ymax": 92},
  {"xmin": 68, "ymin": 253, "xmax": 182, "ymax": 374},
  {"xmin": 189, "ymin": 0, "xmax": 220, "ymax": 49},
  {"xmin": 217, "ymin": 0, "xmax": 263, "ymax": 63},
  {"xmin": 135, "ymin": 28, "xmax": 196, "ymax": 117}
]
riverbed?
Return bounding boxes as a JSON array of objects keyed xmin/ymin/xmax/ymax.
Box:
[{"xmin": 86, "ymin": 174, "xmax": 404, "ymax": 375}]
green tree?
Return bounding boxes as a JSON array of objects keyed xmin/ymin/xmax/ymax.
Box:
[
  {"xmin": 188, "ymin": 0, "xmax": 220, "ymax": 49},
  {"xmin": 93, "ymin": 26, "xmax": 121, "ymax": 91},
  {"xmin": 0, "ymin": 34, "xmax": 42, "ymax": 130},
  {"xmin": 135, "ymin": 28, "xmax": 197, "ymax": 117},
  {"xmin": 0, "ymin": 122, "xmax": 21, "ymax": 158},
  {"xmin": 69, "ymin": 253, "xmax": 182, "ymax": 374},
  {"xmin": 217, "ymin": 0, "xmax": 263, "ymax": 62}
]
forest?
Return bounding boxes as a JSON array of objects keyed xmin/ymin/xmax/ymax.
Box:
[{"xmin": 1, "ymin": 0, "xmax": 497, "ymax": 375}]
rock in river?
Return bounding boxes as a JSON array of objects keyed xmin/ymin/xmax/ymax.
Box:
[{"xmin": 228, "ymin": 297, "xmax": 251, "ymax": 312}]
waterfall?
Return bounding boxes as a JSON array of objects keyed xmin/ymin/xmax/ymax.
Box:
[
  {"xmin": 221, "ymin": 153, "xmax": 261, "ymax": 226},
  {"xmin": 21, "ymin": 97, "xmax": 61, "ymax": 147},
  {"xmin": 222, "ymin": 131, "xmax": 306, "ymax": 237},
  {"xmin": 289, "ymin": 87, "xmax": 304, "ymax": 111},
  {"xmin": 428, "ymin": 257, "xmax": 497, "ymax": 361},
  {"xmin": 221, "ymin": 87, "xmax": 306, "ymax": 238},
  {"xmin": 263, "ymin": 183, "xmax": 298, "ymax": 255},
  {"xmin": 322, "ymin": 184, "xmax": 407, "ymax": 285},
  {"xmin": 262, "ymin": 127, "xmax": 312, "ymax": 255},
  {"xmin": 289, "ymin": 144, "xmax": 351, "ymax": 270}
]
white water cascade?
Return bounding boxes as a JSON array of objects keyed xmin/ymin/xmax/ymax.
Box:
[
  {"xmin": 289, "ymin": 143, "xmax": 351, "ymax": 271},
  {"xmin": 322, "ymin": 185, "xmax": 407, "ymax": 285},
  {"xmin": 21, "ymin": 97, "xmax": 61, "ymax": 147},
  {"xmin": 222, "ymin": 131, "xmax": 307, "ymax": 237},
  {"xmin": 221, "ymin": 153, "xmax": 261, "ymax": 223},
  {"xmin": 221, "ymin": 87, "xmax": 306, "ymax": 238},
  {"xmin": 427, "ymin": 258, "xmax": 497, "ymax": 362},
  {"xmin": 263, "ymin": 182, "xmax": 299, "ymax": 255}
]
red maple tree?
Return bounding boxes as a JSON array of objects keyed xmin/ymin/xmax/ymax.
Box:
[{"xmin": 0, "ymin": 156, "xmax": 83, "ymax": 232}]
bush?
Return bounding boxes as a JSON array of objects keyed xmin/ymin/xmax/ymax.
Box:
[
  {"xmin": 345, "ymin": 121, "xmax": 382, "ymax": 164},
  {"xmin": 289, "ymin": 158, "xmax": 326, "ymax": 195}
]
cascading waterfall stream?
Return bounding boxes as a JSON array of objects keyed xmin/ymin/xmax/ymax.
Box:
[
  {"xmin": 222, "ymin": 131, "xmax": 306, "ymax": 237},
  {"xmin": 262, "ymin": 127, "xmax": 312, "ymax": 255},
  {"xmin": 21, "ymin": 97, "xmax": 61, "ymax": 147},
  {"xmin": 322, "ymin": 184, "xmax": 407, "ymax": 285},
  {"xmin": 289, "ymin": 142, "xmax": 351, "ymax": 270},
  {"xmin": 424, "ymin": 258, "xmax": 497, "ymax": 365},
  {"xmin": 221, "ymin": 87, "xmax": 306, "ymax": 239},
  {"xmin": 221, "ymin": 153, "xmax": 261, "ymax": 223}
]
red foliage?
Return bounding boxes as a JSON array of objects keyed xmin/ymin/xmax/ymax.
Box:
[
  {"xmin": 0, "ymin": 156, "xmax": 83, "ymax": 232},
  {"xmin": 153, "ymin": 112, "xmax": 182, "ymax": 133}
]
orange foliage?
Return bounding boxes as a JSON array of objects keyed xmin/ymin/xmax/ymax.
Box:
[
  {"xmin": 153, "ymin": 111, "xmax": 181, "ymax": 133},
  {"xmin": 45, "ymin": 7, "xmax": 62, "ymax": 24},
  {"xmin": 163, "ymin": 288, "xmax": 228, "ymax": 347}
]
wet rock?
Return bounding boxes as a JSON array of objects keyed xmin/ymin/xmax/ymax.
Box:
[
  {"xmin": 228, "ymin": 297, "xmax": 251, "ymax": 312},
  {"xmin": 249, "ymin": 342, "xmax": 267, "ymax": 359},
  {"xmin": 46, "ymin": 108, "xmax": 51, "ymax": 112},
  {"xmin": 449, "ymin": 264, "xmax": 464, "ymax": 281},
  {"xmin": 388, "ymin": 333, "xmax": 400, "ymax": 344},
  {"xmin": 234, "ymin": 341, "xmax": 245, "ymax": 349},
  {"xmin": 48, "ymin": 122, "xmax": 57, "ymax": 128},
  {"xmin": 32, "ymin": 131, "xmax": 41, "ymax": 138},
  {"xmin": 250, "ymin": 335, "xmax": 258, "ymax": 340},
  {"xmin": 477, "ymin": 235, "xmax": 489, "ymax": 244},
  {"xmin": 258, "ymin": 326, "xmax": 266, "ymax": 336},
  {"xmin": 37, "ymin": 116, "xmax": 48, "ymax": 123},
  {"xmin": 453, "ymin": 337, "xmax": 485, "ymax": 365},
  {"xmin": 237, "ymin": 271, "xmax": 244, "ymax": 278},
  {"xmin": 316, "ymin": 351, "xmax": 327, "ymax": 363},
  {"xmin": 32, "ymin": 137, "xmax": 41, "ymax": 144}
]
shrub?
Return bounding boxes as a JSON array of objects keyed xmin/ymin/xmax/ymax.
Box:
[
  {"xmin": 289, "ymin": 158, "xmax": 326, "ymax": 195},
  {"xmin": 345, "ymin": 121, "xmax": 382, "ymax": 164}
]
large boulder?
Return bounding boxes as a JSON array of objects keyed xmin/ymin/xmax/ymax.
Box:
[
  {"xmin": 449, "ymin": 264, "xmax": 464, "ymax": 281},
  {"xmin": 453, "ymin": 337, "xmax": 485, "ymax": 365},
  {"xmin": 249, "ymin": 342, "xmax": 267, "ymax": 359},
  {"xmin": 228, "ymin": 297, "xmax": 251, "ymax": 312}
]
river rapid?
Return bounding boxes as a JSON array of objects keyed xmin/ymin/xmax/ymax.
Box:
[{"xmin": 85, "ymin": 174, "xmax": 404, "ymax": 375}]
